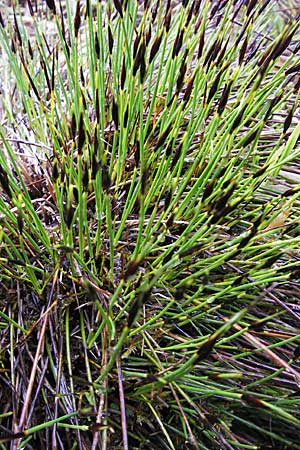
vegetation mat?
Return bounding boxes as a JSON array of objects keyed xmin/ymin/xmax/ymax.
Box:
[{"xmin": 1, "ymin": 0, "xmax": 300, "ymax": 449}]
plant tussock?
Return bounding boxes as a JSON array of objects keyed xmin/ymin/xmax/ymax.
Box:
[{"xmin": 1, "ymin": 0, "xmax": 300, "ymax": 449}]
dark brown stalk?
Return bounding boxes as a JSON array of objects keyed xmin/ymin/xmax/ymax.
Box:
[
  {"xmin": 13, "ymin": 11, "xmax": 22, "ymax": 47},
  {"xmin": 156, "ymin": 124, "xmax": 173, "ymax": 148},
  {"xmin": 218, "ymin": 80, "xmax": 233, "ymax": 114},
  {"xmin": 183, "ymin": 73, "xmax": 195, "ymax": 103},
  {"xmin": 95, "ymin": 32, "xmax": 100, "ymax": 59},
  {"xmin": 164, "ymin": 10, "xmax": 172, "ymax": 32},
  {"xmin": 95, "ymin": 89, "xmax": 100, "ymax": 124},
  {"xmin": 127, "ymin": 296, "xmax": 142, "ymax": 327},
  {"xmin": 123, "ymin": 106, "xmax": 129, "ymax": 128},
  {"xmin": 133, "ymin": 40, "xmax": 146, "ymax": 76},
  {"xmin": 77, "ymin": 113, "xmax": 85, "ymax": 154},
  {"xmin": 108, "ymin": 25, "xmax": 114, "ymax": 54},
  {"xmin": 202, "ymin": 180, "xmax": 215, "ymax": 202},
  {"xmin": 197, "ymin": 337, "xmax": 217, "ymax": 361},
  {"xmin": 197, "ymin": 29, "xmax": 205, "ymax": 59},
  {"xmin": 52, "ymin": 158, "xmax": 59, "ymax": 183},
  {"xmin": 0, "ymin": 165, "xmax": 12, "ymax": 199},
  {"xmin": 74, "ymin": 0, "xmax": 81, "ymax": 38},
  {"xmin": 0, "ymin": 11, "xmax": 5, "ymax": 27},
  {"xmin": 241, "ymin": 394, "xmax": 264, "ymax": 408},
  {"xmin": 149, "ymin": 32, "xmax": 163, "ymax": 64},
  {"xmin": 230, "ymin": 104, "xmax": 248, "ymax": 131},
  {"xmin": 176, "ymin": 55, "xmax": 188, "ymax": 92},
  {"xmin": 207, "ymin": 70, "xmax": 222, "ymax": 103},
  {"xmin": 51, "ymin": 49, "xmax": 55, "ymax": 92},
  {"xmin": 239, "ymin": 36, "xmax": 248, "ymax": 65},
  {"xmin": 102, "ymin": 165, "xmax": 111, "ymax": 192},
  {"xmin": 46, "ymin": 0, "xmax": 56, "ymax": 14},
  {"xmin": 172, "ymin": 29, "xmax": 184, "ymax": 59},
  {"xmin": 241, "ymin": 128, "xmax": 259, "ymax": 148},
  {"xmin": 246, "ymin": 0, "xmax": 258, "ymax": 16},
  {"xmin": 215, "ymin": 37, "xmax": 229, "ymax": 67},
  {"xmin": 171, "ymin": 142, "xmax": 183, "ymax": 168},
  {"xmin": 141, "ymin": 168, "xmax": 148, "ymax": 195},
  {"xmin": 113, "ymin": 0, "xmax": 123, "ymax": 18},
  {"xmin": 164, "ymin": 189, "xmax": 172, "ymax": 209},
  {"xmin": 112, "ymin": 98, "xmax": 119, "ymax": 130},
  {"xmin": 264, "ymin": 94, "xmax": 282, "ymax": 121},
  {"xmin": 203, "ymin": 39, "xmax": 221, "ymax": 68},
  {"xmin": 21, "ymin": 57, "xmax": 40, "ymax": 100},
  {"xmin": 140, "ymin": 57, "xmax": 146, "ymax": 83},
  {"xmin": 283, "ymin": 101, "xmax": 296, "ymax": 134},
  {"xmin": 40, "ymin": 57, "xmax": 51, "ymax": 95}
]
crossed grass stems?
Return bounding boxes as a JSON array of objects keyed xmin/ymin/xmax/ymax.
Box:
[{"xmin": 1, "ymin": 0, "xmax": 300, "ymax": 448}]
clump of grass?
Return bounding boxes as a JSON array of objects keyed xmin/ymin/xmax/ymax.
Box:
[{"xmin": 1, "ymin": 0, "xmax": 300, "ymax": 448}]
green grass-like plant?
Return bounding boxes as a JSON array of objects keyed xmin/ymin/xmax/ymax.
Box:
[{"xmin": 1, "ymin": 0, "xmax": 300, "ymax": 448}]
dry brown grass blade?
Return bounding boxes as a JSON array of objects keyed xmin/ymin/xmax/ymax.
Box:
[
  {"xmin": 223, "ymin": 314, "xmax": 300, "ymax": 386},
  {"xmin": 14, "ymin": 314, "xmax": 49, "ymax": 448},
  {"xmin": 116, "ymin": 355, "xmax": 129, "ymax": 450},
  {"xmin": 91, "ymin": 325, "xmax": 109, "ymax": 450}
]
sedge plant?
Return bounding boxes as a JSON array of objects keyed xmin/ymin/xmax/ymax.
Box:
[{"xmin": 0, "ymin": 0, "xmax": 300, "ymax": 449}]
